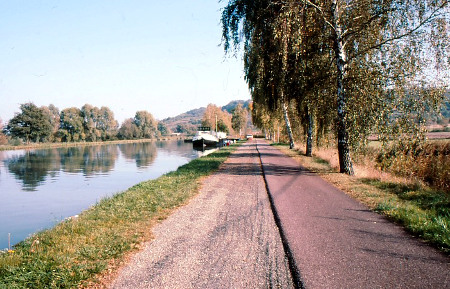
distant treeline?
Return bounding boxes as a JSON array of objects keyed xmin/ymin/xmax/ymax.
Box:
[
  {"xmin": 0, "ymin": 101, "xmax": 253, "ymax": 146},
  {"xmin": 0, "ymin": 103, "xmax": 169, "ymax": 145}
]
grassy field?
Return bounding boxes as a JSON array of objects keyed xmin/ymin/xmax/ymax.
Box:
[
  {"xmin": 275, "ymin": 143, "xmax": 449, "ymax": 254},
  {"xmin": 0, "ymin": 143, "xmax": 238, "ymax": 288}
]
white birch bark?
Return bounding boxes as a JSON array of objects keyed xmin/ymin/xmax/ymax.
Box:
[
  {"xmin": 282, "ymin": 99, "xmax": 296, "ymax": 149},
  {"xmin": 306, "ymin": 104, "xmax": 313, "ymax": 157},
  {"xmin": 332, "ymin": 0, "xmax": 354, "ymax": 175}
]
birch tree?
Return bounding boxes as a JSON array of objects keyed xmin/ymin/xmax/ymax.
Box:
[
  {"xmin": 302, "ymin": 0, "xmax": 449, "ymax": 174},
  {"xmin": 222, "ymin": 0, "xmax": 298, "ymax": 148},
  {"xmin": 222, "ymin": 0, "xmax": 449, "ymax": 175}
]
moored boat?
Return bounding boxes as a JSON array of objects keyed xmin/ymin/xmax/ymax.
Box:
[{"xmin": 192, "ymin": 127, "xmax": 226, "ymax": 147}]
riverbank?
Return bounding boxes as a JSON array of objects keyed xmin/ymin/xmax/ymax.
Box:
[
  {"xmin": 0, "ymin": 143, "xmax": 239, "ymax": 288},
  {"xmin": 0, "ymin": 137, "xmax": 185, "ymax": 151}
]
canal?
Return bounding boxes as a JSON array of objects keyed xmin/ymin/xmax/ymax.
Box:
[{"xmin": 0, "ymin": 140, "xmax": 207, "ymax": 250}]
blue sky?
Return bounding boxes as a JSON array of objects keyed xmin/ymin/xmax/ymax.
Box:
[{"xmin": 0, "ymin": 1, "xmax": 249, "ymax": 124}]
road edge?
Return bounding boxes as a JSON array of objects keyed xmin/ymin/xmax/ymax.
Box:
[{"xmin": 256, "ymin": 140, "xmax": 305, "ymax": 289}]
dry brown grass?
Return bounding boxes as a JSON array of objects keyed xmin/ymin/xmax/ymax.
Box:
[
  {"xmin": 375, "ymin": 141, "xmax": 449, "ymax": 192},
  {"xmin": 276, "ymin": 144, "xmax": 407, "ymax": 208}
]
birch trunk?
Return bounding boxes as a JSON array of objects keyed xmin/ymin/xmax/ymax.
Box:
[
  {"xmin": 306, "ymin": 105, "xmax": 313, "ymax": 157},
  {"xmin": 282, "ymin": 100, "xmax": 296, "ymax": 149},
  {"xmin": 280, "ymin": 17, "xmax": 295, "ymax": 149},
  {"xmin": 332, "ymin": 0, "xmax": 354, "ymax": 175}
]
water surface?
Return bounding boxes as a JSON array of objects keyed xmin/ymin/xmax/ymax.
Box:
[{"xmin": 0, "ymin": 140, "xmax": 206, "ymax": 249}]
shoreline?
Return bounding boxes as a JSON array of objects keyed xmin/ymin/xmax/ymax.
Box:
[
  {"xmin": 0, "ymin": 142, "xmax": 239, "ymax": 288},
  {"xmin": 0, "ymin": 136, "xmax": 186, "ymax": 152}
]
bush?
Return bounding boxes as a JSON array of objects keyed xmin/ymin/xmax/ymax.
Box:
[
  {"xmin": 8, "ymin": 138, "xmax": 23, "ymax": 146},
  {"xmin": 377, "ymin": 142, "xmax": 450, "ymax": 192}
]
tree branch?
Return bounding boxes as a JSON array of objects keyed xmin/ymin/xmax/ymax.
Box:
[
  {"xmin": 300, "ymin": 0, "xmax": 336, "ymax": 31},
  {"xmin": 352, "ymin": 1, "xmax": 448, "ymax": 60},
  {"xmin": 341, "ymin": 7, "xmax": 397, "ymax": 40}
]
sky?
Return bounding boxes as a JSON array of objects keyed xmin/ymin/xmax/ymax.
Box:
[{"xmin": 0, "ymin": 1, "xmax": 250, "ymax": 124}]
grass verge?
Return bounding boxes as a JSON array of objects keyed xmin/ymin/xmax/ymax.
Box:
[
  {"xmin": 0, "ymin": 144, "xmax": 238, "ymax": 288},
  {"xmin": 275, "ymin": 144, "xmax": 449, "ymax": 254}
]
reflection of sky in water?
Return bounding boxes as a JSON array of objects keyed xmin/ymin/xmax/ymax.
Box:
[{"xmin": 0, "ymin": 140, "xmax": 200, "ymax": 249}]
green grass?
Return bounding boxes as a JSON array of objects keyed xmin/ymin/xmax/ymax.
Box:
[
  {"xmin": 269, "ymin": 142, "xmax": 289, "ymax": 146},
  {"xmin": 274, "ymin": 144, "xmax": 450, "ymax": 254},
  {"xmin": 0, "ymin": 144, "xmax": 239, "ymax": 288},
  {"xmin": 362, "ymin": 179, "xmax": 450, "ymax": 251}
]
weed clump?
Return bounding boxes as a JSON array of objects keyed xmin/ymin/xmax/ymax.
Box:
[{"xmin": 376, "ymin": 142, "xmax": 449, "ymax": 192}]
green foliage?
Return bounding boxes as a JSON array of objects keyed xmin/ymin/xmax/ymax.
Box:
[
  {"xmin": 157, "ymin": 122, "xmax": 170, "ymax": 136},
  {"xmin": 222, "ymin": 0, "xmax": 449, "ymax": 174},
  {"xmin": 80, "ymin": 105, "xmax": 119, "ymax": 142},
  {"xmin": 133, "ymin": 111, "xmax": 158, "ymax": 139},
  {"xmin": 5, "ymin": 103, "xmax": 53, "ymax": 143},
  {"xmin": 58, "ymin": 107, "xmax": 84, "ymax": 142},
  {"xmin": 40, "ymin": 104, "xmax": 60, "ymax": 142},
  {"xmin": 217, "ymin": 119, "xmax": 229, "ymax": 134},
  {"xmin": 231, "ymin": 103, "xmax": 249, "ymax": 135},
  {"xmin": 0, "ymin": 145, "xmax": 238, "ymax": 288},
  {"xmin": 118, "ymin": 118, "xmax": 140, "ymax": 139},
  {"xmin": 175, "ymin": 123, "xmax": 196, "ymax": 134}
]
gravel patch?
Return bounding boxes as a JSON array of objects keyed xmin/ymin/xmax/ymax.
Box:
[{"xmin": 109, "ymin": 142, "xmax": 294, "ymax": 289}]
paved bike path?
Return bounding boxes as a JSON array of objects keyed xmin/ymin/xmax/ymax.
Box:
[{"xmin": 256, "ymin": 140, "xmax": 449, "ymax": 288}]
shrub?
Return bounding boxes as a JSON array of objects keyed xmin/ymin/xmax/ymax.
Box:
[{"xmin": 377, "ymin": 142, "xmax": 450, "ymax": 192}]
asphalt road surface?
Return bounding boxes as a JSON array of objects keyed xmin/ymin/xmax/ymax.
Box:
[{"xmin": 257, "ymin": 139, "xmax": 449, "ymax": 288}]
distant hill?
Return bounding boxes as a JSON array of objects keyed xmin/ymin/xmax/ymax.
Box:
[
  {"xmin": 161, "ymin": 107, "xmax": 205, "ymax": 134},
  {"xmin": 161, "ymin": 100, "xmax": 251, "ymax": 134},
  {"xmin": 222, "ymin": 100, "xmax": 252, "ymax": 113}
]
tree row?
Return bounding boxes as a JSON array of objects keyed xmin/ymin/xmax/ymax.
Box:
[
  {"xmin": 222, "ymin": 0, "xmax": 449, "ymax": 174},
  {"xmin": 1, "ymin": 103, "xmax": 164, "ymax": 144},
  {"xmin": 1, "ymin": 101, "xmax": 252, "ymax": 145}
]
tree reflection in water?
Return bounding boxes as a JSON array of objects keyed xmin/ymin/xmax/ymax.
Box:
[
  {"xmin": 119, "ymin": 142, "xmax": 157, "ymax": 168},
  {"xmin": 3, "ymin": 142, "xmax": 198, "ymax": 191},
  {"xmin": 5, "ymin": 144, "xmax": 122, "ymax": 191},
  {"xmin": 6, "ymin": 149, "xmax": 61, "ymax": 191},
  {"xmin": 59, "ymin": 145, "xmax": 119, "ymax": 176},
  {"xmin": 0, "ymin": 140, "xmax": 200, "ymax": 250}
]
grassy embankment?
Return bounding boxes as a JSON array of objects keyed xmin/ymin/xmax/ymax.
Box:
[
  {"xmin": 0, "ymin": 143, "xmax": 239, "ymax": 288},
  {"xmin": 275, "ymin": 141, "xmax": 449, "ymax": 254}
]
